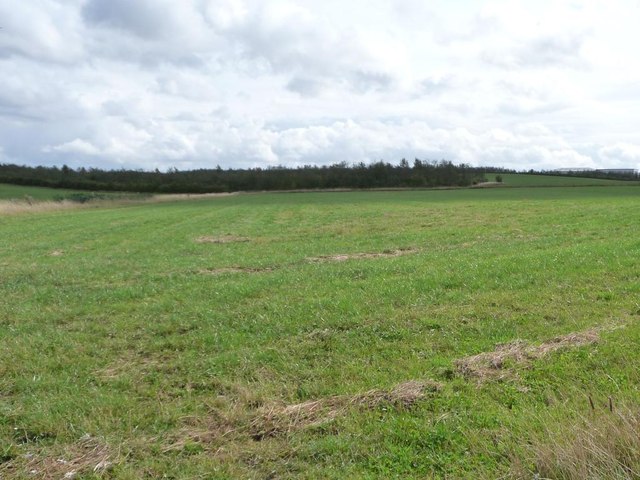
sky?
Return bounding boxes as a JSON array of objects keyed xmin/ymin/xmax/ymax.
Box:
[{"xmin": 1, "ymin": 0, "xmax": 640, "ymax": 171}]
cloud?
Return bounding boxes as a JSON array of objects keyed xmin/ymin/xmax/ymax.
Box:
[
  {"xmin": 0, "ymin": 0, "xmax": 85, "ymax": 63},
  {"xmin": 0, "ymin": 0, "xmax": 639, "ymax": 172},
  {"xmin": 598, "ymin": 143, "xmax": 640, "ymax": 168},
  {"xmin": 286, "ymin": 76, "xmax": 326, "ymax": 97},
  {"xmin": 82, "ymin": 0, "xmax": 189, "ymax": 40},
  {"xmin": 45, "ymin": 138, "xmax": 101, "ymax": 156},
  {"xmin": 30, "ymin": 116, "xmax": 606, "ymax": 173},
  {"xmin": 483, "ymin": 32, "xmax": 589, "ymax": 69}
]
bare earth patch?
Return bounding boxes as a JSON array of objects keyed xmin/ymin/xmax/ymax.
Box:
[
  {"xmin": 195, "ymin": 235, "xmax": 250, "ymax": 244},
  {"xmin": 455, "ymin": 329, "xmax": 600, "ymax": 381},
  {"xmin": 250, "ymin": 380, "xmax": 441, "ymax": 440},
  {"xmin": 49, "ymin": 250, "xmax": 64, "ymax": 257},
  {"xmin": 1, "ymin": 434, "xmax": 114, "ymax": 479},
  {"xmin": 307, "ymin": 247, "xmax": 417, "ymax": 262}
]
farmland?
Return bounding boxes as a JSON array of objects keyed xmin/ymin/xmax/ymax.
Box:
[
  {"xmin": 0, "ymin": 183, "xmax": 83, "ymax": 201},
  {"xmin": 485, "ymin": 173, "xmax": 640, "ymax": 187},
  {"xmin": 1, "ymin": 186, "xmax": 639, "ymax": 478}
]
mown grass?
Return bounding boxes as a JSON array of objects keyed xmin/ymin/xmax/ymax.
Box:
[
  {"xmin": 487, "ymin": 173, "xmax": 640, "ymax": 187},
  {"xmin": 1, "ymin": 186, "xmax": 639, "ymax": 478}
]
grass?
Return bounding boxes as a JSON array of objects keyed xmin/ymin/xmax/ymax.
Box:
[
  {"xmin": 0, "ymin": 183, "xmax": 85, "ymax": 201},
  {"xmin": 1, "ymin": 186, "xmax": 639, "ymax": 478},
  {"xmin": 511, "ymin": 405, "xmax": 640, "ymax": 479},
  {"xmin": 487, "ymin": 173, "xmax": 640, "ymax": 187}
]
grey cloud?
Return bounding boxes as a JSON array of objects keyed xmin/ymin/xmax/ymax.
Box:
[
  {"xmin": 415, "ymin": 76, "xmax": 454, "ymax": 97},
  {"xmin": 80, "ymin": 0, "xmax": 223, "ymax": 67},
  {"xmin": 286, "ymin": 76, "xmax": 326, "ymax": 97},
  {"xmin": 351, "ymin": 70, "xmax": 394, "ymax": 93},
  {"xmin": 216, "ymin": 3, "xmax": 399, "ymax": 95},
  {"xmin": 483, "ymin": 32, "xmax": 589, "ymax": 69},
  {"xmin": 101, "ymin": 100, "xmax": 130, "ymax": 117},
  {"xmin": 520, "ymin": 34, "xmax": 588, "ymax": 67},
  {"xmin": 83, "ymin": 0, "xmax": 173, "ymax": 39},
  {"xmin": 0, "ymin": 0, "xmax": 85, "ymax": 63}
]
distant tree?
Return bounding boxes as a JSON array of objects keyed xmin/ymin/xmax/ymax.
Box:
[{"xmin": 495, "ymin": 175, "xmax": 503, "ymax": 183}]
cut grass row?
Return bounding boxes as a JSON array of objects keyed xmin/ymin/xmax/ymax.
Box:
[{"xmin": 1, "ymin": 186, "xmax": 639, "ymax": 478}]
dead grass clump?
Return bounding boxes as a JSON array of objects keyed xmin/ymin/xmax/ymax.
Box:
[
  {"xmin": 512, "ymin": 405, "xmax": 640, "ymax": 479},
  {"xmin": 456, "ymin": 329, "xmax": 599, "ymax": 381},
  {"xmin": 198, "ymin": 266, "xmax": 271, "ymax": 275},
  {"xmin": 0, "ymin": 200, "xmax": 83, "ymax": 216},
  {"xmin": 150, "ymin": 192, "xmax": 237, "ymax": 202},
  {"xmin": 163, "ymin": 413, "xmax": 239, "ymax": 455},
  {"xmin": 471, "ymin": 182, "xmax": 507, "ymax": 188},
  {"xmin": 95, "ymin": 355, "xmax": 162, "ymax": 380},
  {"xmin": 250, "ymin": 380, "xmax": 441, "ymax": 440},
  {"xmin": 49, "ymin": 250, "xmax": 64, "ymax": 257},
  {"xmin": 307, "ymin": 247, "xmax": 417, "ymax": 262},
  {"xmin": 195, "ymin": 235, "xmax": 250, "ymax": 244},
  {"xmin": 1, "ymin": 434, "xmax": 115, "ymax": 479}
]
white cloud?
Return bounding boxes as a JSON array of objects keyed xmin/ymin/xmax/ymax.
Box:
[
  {"xmin": 0, "ymin": 0, "xmax": 85, "ymax": 63},
  {"xmin": 45, "ymin": 139, "xmax": 101, "ymax": 156},
  {"xmin": 598, "ymin": 143, "xmax": 640, "ymax": 169}
]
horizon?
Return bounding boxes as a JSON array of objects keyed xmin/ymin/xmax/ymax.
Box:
[{"xmin": 1, "ymin": 160, "xmax": 638, "ymax": 176}]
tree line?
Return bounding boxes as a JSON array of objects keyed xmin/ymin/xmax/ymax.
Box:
[
  {"xmin": 1, "ymin": 161, "xmax": 636, "ymax": 194},
  {"xmin": 0, "ymin": 160, "xmax": 487, "ymax": 193}
]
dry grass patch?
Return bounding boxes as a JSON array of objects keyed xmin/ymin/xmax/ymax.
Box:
[
  {"xmin": 512, "ymin": 405, "xmax": 640, "ymax": 479},
  {"xmin": 250, "ymin": 380, "xmax": 441, "ymax": 440},
  {"xmin": 163, "ymin": 381, "xmax": 441, "ymax": 452},
  {"xmin": 455, "ymin": 329, "xmax": 600, "ymax": 381},
  {"xmin": 307, "ymin": 247, "xmax": 417, "ymax": 262},
  {"xmin": 151, "ymin": 192, "xmax": 237, "ymax": 202},
  {"xmin": 0, "ymin": 200, "xmax": 85, "ymax": 216},
  {"xmin": 0, "ymin": 434, "xmax": 115, "ymax": 479},
  {"xmin": 198, "ymin": 266, "xmax": 272, "ymax": 275},
  {"xmin": 195, "ymin": 235, "xmax": 250, "ymax": 244}
]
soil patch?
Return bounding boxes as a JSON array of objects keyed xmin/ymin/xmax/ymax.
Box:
[
  {"xmin": 455, "ymin": 329, "xmax": 600, "ymax": 381},
  {"xmin": 307, "ymin": 247, "xmax": 417, "ymax": 262},
  {"xmin": 250, "ymin": 380, "xmax": 441, "ymax": 439},
  {"xmin": 195, "ymin": 235, "xmax": 250, "ymax": 244}
]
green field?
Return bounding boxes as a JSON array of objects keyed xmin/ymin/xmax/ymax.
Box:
[
  {"xmin": 0, "ymin": 183, "xmax": 84, "ymax": 201},
  {"xmin": 487, "ymin": 173, "xmax": 639, "ymax": 187},
  {"xmin": 1, "ymin": 187, "xmax": 640, "ymax": 478}
]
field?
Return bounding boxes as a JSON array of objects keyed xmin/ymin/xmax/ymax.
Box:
[
  {"xmin": 0, "ymin": 184, "xmax": 83, "ymax": 201},
  {"xmin": 486, "ymin": 173, "xmax": 640, "ymax": 187},
  {"xmin": 1, "ymin": 186, "xmax": 640, "ymax": 478}
]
